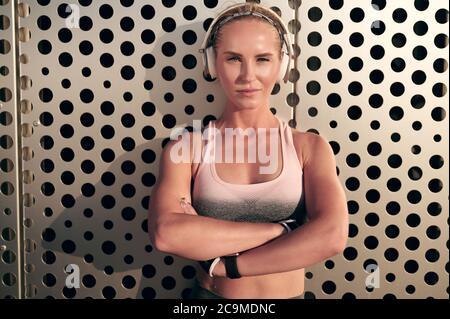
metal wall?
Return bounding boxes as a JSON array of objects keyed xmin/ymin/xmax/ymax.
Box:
[{"xmin": 1, "ymin": 0, "xmax": 448, "ymax": 299}]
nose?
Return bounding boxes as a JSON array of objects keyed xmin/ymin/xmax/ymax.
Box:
[{"xmin": 240, "ymin": 60, "xmax": 256, "ymax": 82}]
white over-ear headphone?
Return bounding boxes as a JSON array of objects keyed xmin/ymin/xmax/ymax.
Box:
[{"xmin": 199, "ymin": 3, "xmax": 293, "ymax": 84}]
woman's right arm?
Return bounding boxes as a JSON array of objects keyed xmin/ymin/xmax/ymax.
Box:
[{"xmin": 148, "ymin": 133, "xmax": 284, "ymax": 261}]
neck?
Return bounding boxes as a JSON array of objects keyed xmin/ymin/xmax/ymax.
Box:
[{"xmin": 215, "ymin": 106, "xmax": 279, "ymax": 130}]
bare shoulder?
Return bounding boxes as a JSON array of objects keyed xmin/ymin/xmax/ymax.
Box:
[
  {"xmin": 166, "ymin": 127, "xmax": 207, "ymax": 179},
  {"xmin": 289, "ymin": 127, "xmax": 320, "ymax": 169},
  {"xmin": 171, "ymin": 129, "xmax": 203, "ymax": 178}
]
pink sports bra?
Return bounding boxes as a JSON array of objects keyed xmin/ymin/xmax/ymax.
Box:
[{"xmin": 191, "ymin": 116, "xmax": 306, "ymax": 224}]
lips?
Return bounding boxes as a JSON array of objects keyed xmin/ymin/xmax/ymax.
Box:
[{"xmin": 236, "ymin": 89, "xmax": 261, "ymax": 93}]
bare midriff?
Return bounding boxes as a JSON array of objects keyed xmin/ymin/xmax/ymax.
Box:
[{"xmin": 197, "ymin": 267, "xmax": 305, "ymax": 299}]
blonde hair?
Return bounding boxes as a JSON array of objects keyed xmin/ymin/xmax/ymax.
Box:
[{"xmin": 210, "ymin": 2, "xmax": 284, "ymax": 60}]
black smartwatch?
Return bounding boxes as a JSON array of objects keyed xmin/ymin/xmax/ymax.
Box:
[{"xmin": 224, "ymin": 253, "xmax": 241, "ymax": 279}]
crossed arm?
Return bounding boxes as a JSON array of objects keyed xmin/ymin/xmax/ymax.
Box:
[
  {"xmin": 233, "ymin": 133, "xmax": 349, "ymax": 276},
  {"xmin": 148, "ymin": 132, "xmax": 348, "ymax": 277}
]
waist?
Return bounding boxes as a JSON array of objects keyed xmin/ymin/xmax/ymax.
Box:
[{"xmin": 196, "ymin": 267, "xmax": 305, "ymax": 299}]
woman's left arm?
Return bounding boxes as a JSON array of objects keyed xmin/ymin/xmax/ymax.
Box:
[{"xmin": 215, "ymin": 132, "xmax": 349, "ymax": 277}]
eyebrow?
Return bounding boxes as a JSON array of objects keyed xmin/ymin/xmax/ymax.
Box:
[{"xmin": 223, "ymin": 51, "xmax": 274, "ymax": 57}]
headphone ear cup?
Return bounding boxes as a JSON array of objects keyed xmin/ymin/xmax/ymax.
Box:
[
  {"xmin": 278, "ymin": 51, "xmax": 289, "ymax": 83},
  {"xmin": 205, "ymin": 46, "xmax": 217, "ymax": 79}
]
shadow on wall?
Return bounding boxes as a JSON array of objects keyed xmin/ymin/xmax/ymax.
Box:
[
  {"xmin": 40, "ymin": 16, "xmax": 220, "ymax": 299},
  {"xmin": 41, "ymin": 136, "xmax": 204, "ymax": 299},
  {"xmin": 36, "ymin": 16, "xmax": 218, "ymax": 298}
]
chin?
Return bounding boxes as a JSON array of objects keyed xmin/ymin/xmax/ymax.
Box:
[{"xmin": 239, "ymin": 107, "xmax": 261, "ymax": 112}]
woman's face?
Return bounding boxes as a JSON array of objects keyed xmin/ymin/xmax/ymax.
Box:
[{"xmin": 214, "ymin": 19, "xmax": 282, "ymax": 111}]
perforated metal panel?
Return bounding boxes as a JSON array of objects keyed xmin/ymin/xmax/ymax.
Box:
[
  {"xmin": 295, "ymin": 0, "xmax": 449, "ymax": 298},
  {"xmin": 1, "ymin": 0, "xmax": 23, "ymax": 299},
  {"xmin": 1, "ymin": 0, "xmax": 448, "ymax": 299}
]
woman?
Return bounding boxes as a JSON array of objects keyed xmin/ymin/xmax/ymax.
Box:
[{"xmin": 148, "ymin": 3, "xmax": 348, "ymax": 299}]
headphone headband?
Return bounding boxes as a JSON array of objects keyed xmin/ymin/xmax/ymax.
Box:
[{"xmin": 209, "ymin": 11, "xmax": 284, "ymax": 48}]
